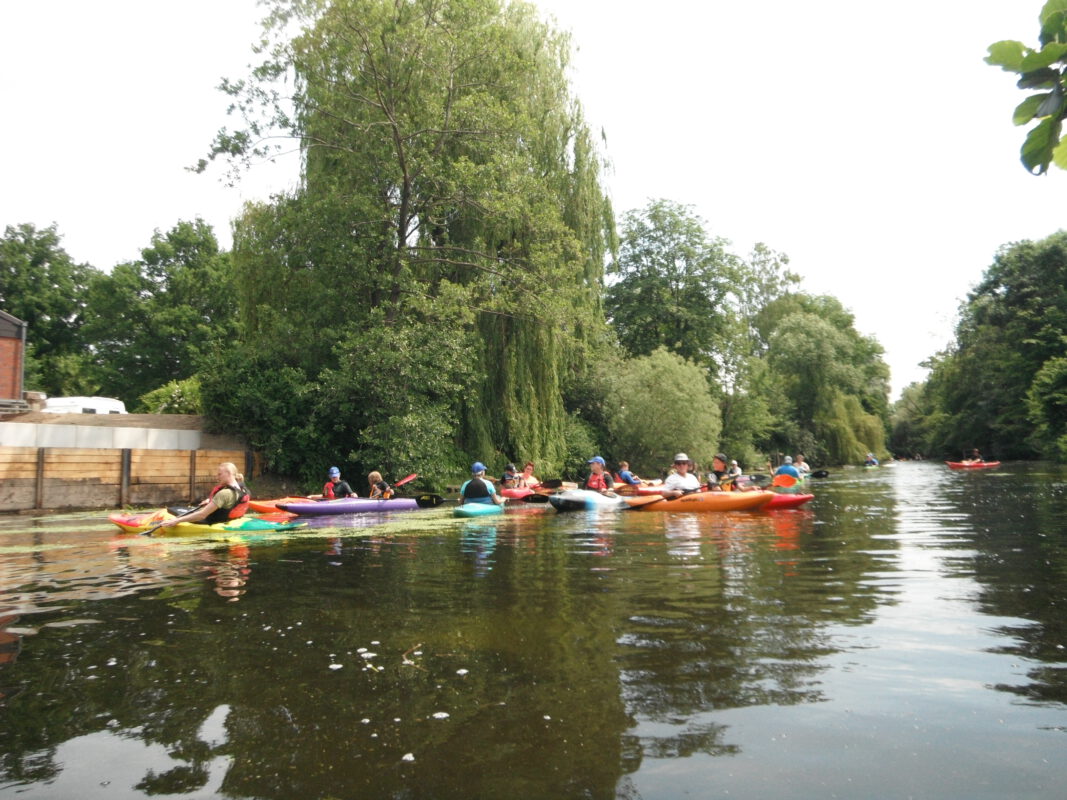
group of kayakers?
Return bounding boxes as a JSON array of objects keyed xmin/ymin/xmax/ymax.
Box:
[{"xmin": 319, "ymin": 466, "xmax": 394, "ymax": 500}]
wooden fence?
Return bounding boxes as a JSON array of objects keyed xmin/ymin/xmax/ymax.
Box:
[{"xmin": 0, "ymin": 447, "xmax": 261, "ymax": 512}]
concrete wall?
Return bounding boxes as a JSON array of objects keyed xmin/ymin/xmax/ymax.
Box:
[{"xmin": 0, "ymin": 422, "xmax": 203, "ymax": 450}]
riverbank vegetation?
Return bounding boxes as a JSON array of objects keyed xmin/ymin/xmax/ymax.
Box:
[{"xmin": 4, "ymin": 0, "xmax": 902, "ymax": 486}]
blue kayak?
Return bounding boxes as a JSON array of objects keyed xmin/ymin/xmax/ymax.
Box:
[{"xmin": 453, "ymin": 502, "xmax": 504, "ymax": 518}]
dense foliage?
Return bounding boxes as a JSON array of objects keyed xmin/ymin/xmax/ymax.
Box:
[
  {"xmin": 196, "ymin": 0, "xmax": 613, "ymax": 485},
  {"xmin": 892, "ymin": 230, "xmax": 1067, "ymax": 461},
  {"xmin": 987, "ymin": 0, "xmax": 1067, "ymax": 174}
]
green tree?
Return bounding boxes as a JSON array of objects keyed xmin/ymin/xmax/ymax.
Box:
[
  {"xmin": 199, "ymin": 0, "xmax": 613, "ymax": 480},
  {"xmin": 81, "ymin": 219, "xmax": 238, "ymax": 408},
  {"xmin": 0, "ymin": 223, "xmax": 100, "ymax": 395},
  {"xmin": 606, "ymin": 199, "xmax": 737, "ymax": 376},
  {"xmin": 1026, "ymin": 351, "xmax": 1067, "ymax": 459},
  {"xmin": 603, "ymin": 347, "xmax": 722, "ymax": 476},
  {"xmin": 987, "ymin": 0, "xmax": 1067, "ymax": 174}
]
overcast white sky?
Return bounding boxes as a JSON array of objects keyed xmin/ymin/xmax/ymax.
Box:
[{"xmin": 2, "ymin": 1, "xmax": 1064, "ymax": 398}]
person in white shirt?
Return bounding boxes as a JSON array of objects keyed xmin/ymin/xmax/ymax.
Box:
[{"xmin": 661, "ymin": 453, "xmax": 701, "ymax": 498}]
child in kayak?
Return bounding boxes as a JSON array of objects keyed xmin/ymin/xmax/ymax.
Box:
[{"xmin": 367, "ymin": 471, "xmax": 393, "ymax": 499}]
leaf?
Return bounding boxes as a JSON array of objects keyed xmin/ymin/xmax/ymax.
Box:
[
  {"xmin": 1014, "ymin": 94, "xmax": 1048, "ymax": 125},
  {"xmin": 1038, "ymin": 86, "xmax": 1065, "ymax": 117},
  {"xmin": 1017, "ymin": 67, "xmax": 1060, "ymax": 89},
  {"xmin": 1050, "ymin": 132, "xmax": 1067, "ymax": 169},
  {"xmin": 1020, "ymin": 42, "xmax": 1067, "ymax": 71},
  {"xmin": 1040, "ymin": 0, "xmax": 1067, "ymax": 46},
  {"xmin": 986, "ymin": 40, "xmax": 1027, "ymax": 71},
  {"xmin": 1021, "ymin": 116, "xmax": 1062, "ymax": 174}
]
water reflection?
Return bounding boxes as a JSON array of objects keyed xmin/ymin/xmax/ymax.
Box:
[{"xmin": 2, "ymin": 467, "xmax": 1067, "ymax": 798}]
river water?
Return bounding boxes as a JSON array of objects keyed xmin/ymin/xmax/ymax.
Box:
[{"xmin": 1, "ymin": 461, "xmax": 1066, "ymax": 799}]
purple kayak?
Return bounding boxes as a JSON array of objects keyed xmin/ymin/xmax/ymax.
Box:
[{"xmin": 277, "ymin": 497, "xmax": 419, "ymax": 515}]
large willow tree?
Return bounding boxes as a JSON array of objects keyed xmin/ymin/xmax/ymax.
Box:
[{"xmin": 199, "ymin": 0, "xmax": 613, "ymax": 483}]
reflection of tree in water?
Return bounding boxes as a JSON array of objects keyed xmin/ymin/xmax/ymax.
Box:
[
  {"xmin": 949, "ymin": 463, "xmax": 1067, "ymax": 706},
  {"xmin": 612, "ymin": 505, "xmax": 891, "ymax": 762},
  {"xmin": 0, "ymin": 536, "xmax": 634, "ymax": 799}
]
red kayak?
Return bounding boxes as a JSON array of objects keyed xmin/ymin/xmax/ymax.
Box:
[
  {"xmin": 945, "ymin": 461, "xmax": 1001, "ymax": 470},
  {"xmin": 766, "ymin": 493, "xmax": 814, "ymax": 509}
]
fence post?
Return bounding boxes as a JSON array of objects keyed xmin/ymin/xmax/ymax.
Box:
[
  {"xmin": 120, "ymin": 449, "xmax": 131, "ymax": 507},
  {"xmin": 188, "ymin": 450, "xmax": 197, "ymax": 502},
  {"xmin": 35, "ymin": 447, "xmax": 45, "ymax": 509}
]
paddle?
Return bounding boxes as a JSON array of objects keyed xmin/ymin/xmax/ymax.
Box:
[
  {"xmin": 810, "ymin": 469, "xmax": 830, "ymax": 479},
  {"xmin": 521, "ymin": 493, "xmax": 552, "ymax": 503},
  {"xmin": 537, "ymin": 479, "xmax": 564, "ymax": 489},
  {"xmin": 414, "ymin": 493, "xmax": 446, "ymax": 508},
  {"xmin": 394, "ymin": 473, "xmax": 418, "ymax": 488}
]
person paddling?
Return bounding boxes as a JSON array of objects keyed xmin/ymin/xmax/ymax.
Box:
[
  {"xmin": 661, "ymin": 453, "xmax": 700, "ymax": 498},
  {"xmin": 158, "ymin": 462, "xmax": 250, "ymax": 529},
  {"xmin": 615, "ymin": 460, "xmax": 643, "ymax": 487},
  {"xmin": 517, "ymin": 461, "xmax": 540, "ymax": 488},
  {"xmin": 460, "ymin": 462, "xmax": 505, "ymax": 506},
  {"xmin": 775, "ymin": 455, "xmax": 802, "ymax": 480}
]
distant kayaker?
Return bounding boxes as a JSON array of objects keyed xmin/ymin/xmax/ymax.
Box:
[
  {"xmin": 864, "ymin": 453, "xmax": 879, "ymax": 467},
  {"xmin": 322, "ymin": 466, "xmax": 357, "ymax": 499},
  {"xmin": 728, "ymin": 459, "xmax": 744, "ymax": 478},
  {"xmin": 581, "ymin": 456, "xmax": 615, "ymax": 493},
  {"xmin": 661, "ymin": 453, "xmax": 701, "ymax": 498},
  {"xmin": 964, "ymin": 449, "xmax": 984, "ymax": 464},
  {"xmin": 158, "ymin": 462, "xmax": 250, "ymax": 528},
  {"xmin": 367, "ymin": 471, "xmax": 393, "ymax": 499},
  {"xmin": 794, "ymin": 454, "xmax": 812, "ymax": 475},
  {"xmin": 705, "ymin": 453, "xmax": 730, "ymax": 490},
  {"xmin": 775, "ymin": 456, "xmax": 802, "ymax": 480},
  {"xmin": 500, "ymin": 463, "xmax": 520, "ymax": 489},
  {"xmin": 615, "ymin": 460, "xmax": 642, "ymax": 486},
  {"xmin": 517, "ymin": 461, "xmax": 540, "ymax": 488},
  {"xmin": 460, "ymin": 462, "xmax": 505, "ymax": 506}
]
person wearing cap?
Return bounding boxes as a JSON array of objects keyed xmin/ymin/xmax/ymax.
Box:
[
  {"xmin": 460, "ymin": 462, "xmax": 505, "ymax": 506},
  {"xmin": 581, "ymin": 456, "xmax": 615, "ymax": 493},
  {"xmin": 499, "ymin": 463, "xmax": 520, "ymax": 489},
  {"xmin": 706, "ymin": 453, "xmax": 731, "ymax": 490},
  {"xmin": 661, "ymin": 453, "xmax": 701, "ymax": 498},
  {"xmin": 774, "ymin": 456, "xmax": 802, "ymax": 480},
  {"xmin": 728, "ymin": 459, "xmax": 744, "ymax": 478},
  {"xmin": 322, "ymin": 466, "xmax": 357, "ymax": 499}
]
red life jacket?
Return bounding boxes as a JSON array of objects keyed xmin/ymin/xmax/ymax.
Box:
[
  {"xmin": 585, "ymin": 472, "xmax": 610, "ymax": 491},
  {"xmin": 205, "ymin": 482, "xmax": 251, "ymax": 523}
]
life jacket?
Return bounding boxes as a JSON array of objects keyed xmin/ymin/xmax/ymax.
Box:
[
  {"xmin": 463, "ymin": 477, "xmax": 492, "ymax": 501},
  {"xmin": 584, "ymin": 471, "xmax": 611, "ymax": 491},
  {"xmin": 204, "ymin": 482, "xmax": 250, "ymax": 524}
]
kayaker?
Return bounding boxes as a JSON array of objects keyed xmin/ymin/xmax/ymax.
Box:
[
  {"xmin": 460, "ymin": 462, "xmax": 505, "ymax": 506},
  {"xmin": 615, "ymin": 460, "xmax": 642, "ymax": 486},
  {"xmin": 517, "ymin": 461, "xmax": 540, "ymax": 488},
  {"xmin": 964, "ymin": 448, "xmax": 984, "ymax": 464},
  {"xmin": 367, "ymin": 471, "xmax": 393, "ymax": 499},
  {"xmin": 794, "ymin": 454, "xmax": 812, "ymax": 475},
  {"xmin": 661, "ymin": 453, "xmax": 701, "ymax": 498},
  {"xmin": 581, "ymin": 456, "xmax": 615, "ymax": 493},
  {"xmin": 322, "ymin": 466, "xmax": 357, "ymax": 499},
  {"xmin": 864, "ymin": 453, "xmax": 879, "ymax": 467},
  {"xmin": 728, "ymin": 459, "xmax": 744, "ymax": 478},
  {"xmin": 500, "ymin": 463, "xmax": 520, "ymax": 489},
  {"xmin": 158, "ymin": 462, "xmax": 250, "ymax": 528},
  {"xmin": 775, "ymin": 456, "xmax": 802, "ymax": 480},
  {"xmin": 705, "ymin": 453, "xmax": 730, "ymax": 490}
]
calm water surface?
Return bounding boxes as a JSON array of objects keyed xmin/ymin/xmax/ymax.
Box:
[{"xmin": 1, "ymin": 461, "xmax": 1066, "ymax": 799}]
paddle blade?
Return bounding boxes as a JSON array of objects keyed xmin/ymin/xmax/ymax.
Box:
[
  {"xmin": 810, "ymin": 469, "xmax": 829, "ymax": 479},
  {"xmin": 395, "ymin": 473, "xmax": 418, "ymax": 488},
  {"xmin": 771, "ymin": 474, "xmax": 797, "ymax": 488},
  {"xmin": 539, "ymin": 479, "xmax": 564, "ymax": 489},
  {"xmin": 521, "ymin": 493, "xmax": 551, "ymax": 503},
  {"xmin": 414, "ymin": 493, "xmax": 445, "ymax": 508}
]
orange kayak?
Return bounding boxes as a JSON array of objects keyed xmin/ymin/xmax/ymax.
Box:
[
  {"xmin": 632, "ymin": 490, "xmax": 775, "ymax": 512},
  {"xmin": 248, "ymin": 496, "xmax": 310, "ymax": 513}
]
